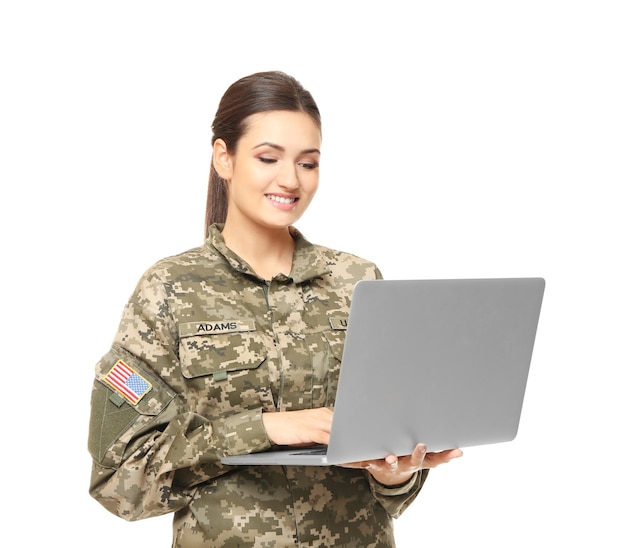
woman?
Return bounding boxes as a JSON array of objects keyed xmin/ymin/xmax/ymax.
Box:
[{"xmin": 88, "ymin": 70, "xmax": 462, "ymax": 547}]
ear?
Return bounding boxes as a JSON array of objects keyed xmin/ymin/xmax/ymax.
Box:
[{"xmin": 212, "ymin": 138, "xmax": 233, "ymax": 180}]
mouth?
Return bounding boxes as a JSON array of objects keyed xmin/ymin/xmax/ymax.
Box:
[{"xmin": 266, "ymin": 194, "xmax": 298, "ymax": 205}]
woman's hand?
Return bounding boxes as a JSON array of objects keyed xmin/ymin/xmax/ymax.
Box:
[
  {"xmin": 341, "ymin": 443, "xmax": 463, "ymax": 486},
  {"xmin": 262, "ymin": 408, "xmax": 334, "ymax": 446}
]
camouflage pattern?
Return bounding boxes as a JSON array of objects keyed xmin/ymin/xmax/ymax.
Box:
[{"xmin": 88, "ymin": 224, "xmax": 429, "ymax": 547}]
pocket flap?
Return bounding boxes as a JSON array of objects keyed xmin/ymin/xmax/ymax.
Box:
[{"xmin": 179, "ymin": 328, "xmax": 267, "ymax": 379}]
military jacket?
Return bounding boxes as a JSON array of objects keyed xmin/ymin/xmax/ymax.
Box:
[{"xmin": 88, "ymin": 224, "xmax": 428, "ymax": 547}]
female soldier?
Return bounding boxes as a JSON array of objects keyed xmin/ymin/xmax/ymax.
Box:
[{"xmin": 88, "ymin": 70, "xmax": 462, "ymax": 547}]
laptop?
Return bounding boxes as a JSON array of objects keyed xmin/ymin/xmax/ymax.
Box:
[{"xmin": 221, "ymin": 277, "xmax": 545, "ymax": 466}]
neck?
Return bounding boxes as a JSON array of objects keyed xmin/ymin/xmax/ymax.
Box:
[{"xmin": 221, "ymin": 218, "xmax": 295, "ymax": 280}]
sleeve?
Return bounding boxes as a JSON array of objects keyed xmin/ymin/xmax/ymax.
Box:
[
  {"xmin": 87, "ymin": 271, "xmax": 273, "ymax": 521},
  {"xmin": 365, "ymin": 469, "xmax": 430, "ymax": 518}
]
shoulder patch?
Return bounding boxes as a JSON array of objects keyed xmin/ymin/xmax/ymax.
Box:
[{"xmin": 104, "ymin": 360, "xmax": 152, "ymax": 405}]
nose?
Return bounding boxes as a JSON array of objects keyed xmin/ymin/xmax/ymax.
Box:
[{"xmin": 277, "ymin": 162, "xmax": 300, "ymax": 191}]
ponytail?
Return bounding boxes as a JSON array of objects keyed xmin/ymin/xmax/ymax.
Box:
[{"xmin": 204, "ymin": 163, "xmax": 228, "ymax": 239}]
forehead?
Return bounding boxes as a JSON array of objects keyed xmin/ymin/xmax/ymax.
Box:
[{"xmin": 242, "ymin": 110, "xmax": 321, "ymax": 148}]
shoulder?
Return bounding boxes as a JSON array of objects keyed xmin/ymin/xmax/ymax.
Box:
[
  {"xmin": 313, "ymin": 243, "xmax": 382, "ymax": 281},
  {"xmin": 132, "ymin": 242, "xmax": 222, "ymax": 289}
]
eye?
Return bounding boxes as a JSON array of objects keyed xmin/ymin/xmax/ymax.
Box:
[
  {"xmin": 299, "ymin": 161, "xmax": 319, "ymax": 170},
  {"xmin": 258, "ymin": 157, "xmax": 277, "ymax": 164}
]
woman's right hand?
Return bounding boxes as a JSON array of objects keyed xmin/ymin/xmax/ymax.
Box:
[{"xmin": 262, "ymin": 408, "xmax": 333, "ymax": 446}]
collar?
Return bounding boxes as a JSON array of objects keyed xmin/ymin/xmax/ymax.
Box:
[{"xmin": 206, "ymin": 224, "xmax": 330, "ymax": 283}]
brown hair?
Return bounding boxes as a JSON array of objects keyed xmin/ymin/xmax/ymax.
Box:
[{"xmin": 204, "ymin": 71, "xmax": 322, "ymax": 238}]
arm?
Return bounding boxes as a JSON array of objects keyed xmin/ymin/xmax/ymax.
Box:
[
  {"xmin": 366, "ymin": 469, "xmax": 430, "ymax": 518},
  {"xmin": 87, "ymin": 274, "xmax": 273, "ymax": 521}
]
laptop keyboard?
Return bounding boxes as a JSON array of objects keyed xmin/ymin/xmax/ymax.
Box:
[{"xmin": 289, "ymin": 447, "xmax": 328, "ymax": 456}]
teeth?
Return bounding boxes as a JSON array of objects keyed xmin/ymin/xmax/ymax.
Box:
[{"xmin": 268, "ymin": 195, "xmax": 296, "ymax": 204}]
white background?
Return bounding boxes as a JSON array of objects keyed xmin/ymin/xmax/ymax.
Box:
[{"xmin": 2, "ymin": 1, "xmax": 624, "ymax": 546}]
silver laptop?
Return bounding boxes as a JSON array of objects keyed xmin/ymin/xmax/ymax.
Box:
[{"xmin": 221, "ymin": 277, "xmax": 545, "ymax": 466}]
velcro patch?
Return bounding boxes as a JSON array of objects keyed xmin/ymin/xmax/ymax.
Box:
[
  {"xmin": 104, "ymin": 360, "xmax": 152, "ymax": 405},
  {"xmin": 329, "ymin": 316, "xmax": 348, "ymax": 330},
  {"xmin": 179, "ymin": 320, "xmax": 256, "ymax": 337}
]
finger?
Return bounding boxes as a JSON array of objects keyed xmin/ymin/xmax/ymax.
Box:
[
  {"xmin": 423, "ymin": 447, "xmax": 463, "ymax": 468},
  {"xmin": 411, "ymin": 443, "xmax": 428, "ymax": 466},
  {"xmin": 435, "ymin": 448, "xmax": 463, "ymax": 461},
  {"xmin": 312, "ymin": 432, "xmax": 332, "ymax": 446},
  {"xmin": 385, "ymin": 455, "xmax": 399, "ymax": 471}
]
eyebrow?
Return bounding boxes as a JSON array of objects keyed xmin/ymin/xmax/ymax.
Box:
[{"xmin": 252, "ymin": 142, "xmax": 321, "ymax": 155}]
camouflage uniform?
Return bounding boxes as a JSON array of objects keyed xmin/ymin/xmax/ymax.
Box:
[{"xmin": 88, "ymin": 224, "xmax": 428, "ymax": 547}]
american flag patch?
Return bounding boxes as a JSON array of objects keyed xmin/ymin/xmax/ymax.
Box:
[{"xmin": 104, "ymin": 360, "xmax": 152, "ymax": 405}]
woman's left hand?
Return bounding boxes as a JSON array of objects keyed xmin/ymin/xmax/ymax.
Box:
[{"xmin": 340, "ymin": 443, "xmax": 463, "ymax": 486}]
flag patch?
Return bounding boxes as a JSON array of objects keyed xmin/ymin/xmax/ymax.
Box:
[{"xmin": 104, "ymin": 360, "xmax": 152, "ymax": 405}]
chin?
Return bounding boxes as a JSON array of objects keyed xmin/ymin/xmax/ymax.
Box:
[{"xmin": 261, "ymin": 213, "xmax": 305, "ymax": 229}]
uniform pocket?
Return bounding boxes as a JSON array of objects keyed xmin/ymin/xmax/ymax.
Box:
[
  {"xmin": 323, "ymin": 329, "xmax": 346, "ymax": 362},
  {"xmin": 179, "ymin": 329, "xmax": 267, "ymax": 378},
  {"xmin": 178, "ymin": 325, "xmax": 273, "ymax": 415}
]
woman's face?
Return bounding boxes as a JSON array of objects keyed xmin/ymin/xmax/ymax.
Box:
[{"xmin": 218, "ymin": 110, "xmax": 321, "ymax": 231}]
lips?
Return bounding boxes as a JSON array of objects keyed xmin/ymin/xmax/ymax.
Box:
[{"xmin": 266, "ymin": 194, "xmax": 298, "ymax": 204}]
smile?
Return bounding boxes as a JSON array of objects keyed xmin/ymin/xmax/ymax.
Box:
[{"xmin": 266, "ymin": 194, "xmax": 298, "ymax": 204}]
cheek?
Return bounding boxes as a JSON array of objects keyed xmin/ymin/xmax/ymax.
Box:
[
  {"xmin": 230, "ymin": 167, "xmax": 268, "ymax": 198},
  {"xmin": 302, "ymin": 173, "xmax": 320, "ymax": 195}
]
